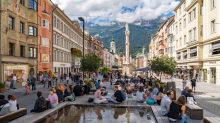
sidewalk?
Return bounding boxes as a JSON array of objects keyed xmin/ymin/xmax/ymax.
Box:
[{"xmin": 160, "ymin": 77, "xmax": 220, "ymax": 117}]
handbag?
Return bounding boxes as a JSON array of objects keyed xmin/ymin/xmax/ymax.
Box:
[{"xmin": 88, "ymin": 98, "xmax": 94, "ymax": 102}]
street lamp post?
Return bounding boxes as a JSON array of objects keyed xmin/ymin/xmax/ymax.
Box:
[{"xmin": 78, "ymin": 17, "xmax": 85, "ymax": 79}]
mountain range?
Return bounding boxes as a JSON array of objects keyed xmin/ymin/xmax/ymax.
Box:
[{"xmin": 79, "ymin": 17, "xmax": 166, "ymax": 58}]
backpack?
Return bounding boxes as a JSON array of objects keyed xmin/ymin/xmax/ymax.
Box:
[{"xmin": 147, "ymin": 99, "xmax": 155, "ymax": 105}]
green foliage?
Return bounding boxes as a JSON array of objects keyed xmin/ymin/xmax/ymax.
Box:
[
  {"xmin": 71, "ymin": 48, "xmax": 82, "ymax": 58},
  {"xmin": 84, "ymin": 81, "xmax": 94, "ymax": 88},
  {"xmin": 81, "ymin": 54, "xmax": 102, "ymax": 72},
  {"xmin": 148, "ymin": 56, "xmax": 177, "ymax": 75},
  {"xmin": 0, "ymin": 83, "xmax": 5, "ymax": 88},
  {"xmin": 112, "ymin": 65, "xmax": 122, "ymax": 69},
  {"xmin": 101, "ymin": 67, "xmax": 109, "ymax": 74}
]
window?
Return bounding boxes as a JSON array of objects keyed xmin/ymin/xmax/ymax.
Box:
[
  {"xmin": 20, "ymin": 22, "xmax": 24, "ymax": 33},
  {"xmin": 42, "ymin": 54, "xmax": 49, "ymax": 62},
  {"xmin": 190, "ymin": 47, "xmax": 197, "ymax": 57},
  {"xmin": 42, "ymin": 38, "xmax": 49, "ymax": 47},
  {"xmin": 9, "ymin": 43, "xmax": 14, "ymax": 56},
  {"xmin": 177, "ymin": 53, "xmax": 181, "ymax": 60},
  {"xmin": 184, "ymin": 35, "xmax": 186, "ymax": 44},
  {"xmin": 56, "ymin": 35, "xmax": 59, "ymax": 45},
  {"xmin": 43, "ymin": 2, "xmax": 46, "ymax": 10},
  {"xmin": 211, "ymin": 0, "xmax": 215, "ymax": 9},
  {"xmin": 8, "ymin": 17, "xmax": 13, "ymax": 29},
  {"xmin": 179, "ymin": 23, "xmax": 182, "ymax": 31},
  {"xmin": 53, "ymin": 16, "xmax": 56, "ymax": 26},
  {"xmin": 189, "ymin": 12, "xmax": 192, "ymax": 21},
  {"xmin": 38, "ymin": 36, "xmax": 41, "ymax": 44},
  {"xmin": 211, "ymin": 20, "xmax": 215, "ymax": 33},
  {"xmin": 193, "ymin": 28, "xmax": 197, "ymax": 38},
  {"xmin": 28, "ymin": 26, "xmax": 37, "ymax": 36},
  {"xmin": 212, "ymin": 41, "xmax": 220, "ymax": 55},
  {"xmin": 42, "ymin": 19, "xmax": 49, "ymax": 29},
  {"xmin": 20, "ymin": 0, "xmax": 25, "ymax": 5},
  {"xmin": 57, "ymin": 19, "xmax": 59, "ymax": 29},
  {"xmin": 61, "ymin": 22, "xmax": 63, "ymax": 32},
  {"xmin": 200, "ymin": 25, "xmax": 203, "ymax": 36},
  {"xmin": 53, "ymin": 51, "xmax": 56, "ymax": 61},
  {"xmin": 61, "ymin": 38, "xmax": 63, "ymax": 47},
  {"xmin": 38, "ymin": 16, "xmax": 40, "ymax": 25},
  {"xmin": 184, "ymin": 19, "xmax": 186, "ymax": 28},
  {"xmin": 53, "ymin": 34, "xmax": 56, "ymax": 44},
  {"xmin": 200, "ymin": 2, "xmax": 203, "ymax": 15},
  {"xmin": 29, "ymin": 47, "xmax": 37, "ymax": 58},
  {"xmin": 184, "ymin": 51, "xmax": 187, "ymax": 59},
  {"xmin": 180, "ymin": 38, "xmax": 182, "ymax": 46},
  {"xmin": 189, "ymin": 30, "xmax": 192, "ymax": 39},
  {"xmin": 176, "ymin": 26, "xmax": 178, "ymax": 34},
  {"xmin": 29, "ymin": 0, "xmax": 37, "ymax": 11},
  {"xmin": 193, "ymin": 8, "xmax": 196, "ymax": 18},
  {"xmin": 20, "ymin": 46, "xmax": 25, "ymax": 57}
]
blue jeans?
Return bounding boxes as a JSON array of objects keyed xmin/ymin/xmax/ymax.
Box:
[
  {"xmin": 43, "ymin": 81, "xmax": 46, "ymax": 88},
  {"xmin": 50, "ymin": 103, "xmax": 58, "ymax": 108},
  {"xmin": 106, "ymin": 98, "xmax": 120, "ymax": 104},
  {"xmin": 60, "ymin": 78, "xmax": 63, "ymax": 83},
  {"xmin": 164, "ymin": 112, "xmax": 168, "ymax": 116},
  {"xmin": 13, "ymin": 80, "xmax": 16, "ymax": 88},
  {"xmin": 53, "ymin": 80, "xmax": 55, "ymax": 85},
  {"xmin": 32, "ymin": 84, "xmax": 36, "ymax": 90},
  {"xmin": 66, "ymin": 80, "xmax": 69, "ymax": 84},
  {"xmin": 127, "ymin": 94, "xmax": 133, "ymax": 98},
  {"xmin": 168, "ymin": 114, "xmax": 187, "ymax": 123}
]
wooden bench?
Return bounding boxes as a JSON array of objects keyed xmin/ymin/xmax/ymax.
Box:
[
  {"xmin": 185, "ymin": 104, "xmax": 203, "ymax": 120},
  {"xmin": 204, "ymin": 117, "xmax": 220, "ymax": 123},
  {"xmin": 151, "ymin": 105, "xmax": 169, "ymax": 123},
  {"xmin": 0, "ymin": 108, "xmax": 27, "ymax": 123}
]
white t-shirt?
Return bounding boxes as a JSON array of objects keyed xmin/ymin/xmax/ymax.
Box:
[
  {"xmin": 136, "ymin": 91, "xmax": 145, "ymax": 101},
  {"xmin": 13, "ymin": 76, "xmax": 17, "ymax": 81},
  {"xmin": 9, "ymin": 100, "xmax": 17, "ymax": 112}
]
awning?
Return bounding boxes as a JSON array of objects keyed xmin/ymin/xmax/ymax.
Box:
[
  {"xmin": 210, "ymin": 41, "xmax": 220, "ymax": 52},
  {"xmin": 190, "ymin": 47, "xmax": 197, "ymax": 53}
]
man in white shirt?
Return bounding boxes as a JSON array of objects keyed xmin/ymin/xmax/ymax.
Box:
[
  {"xmin": 160, "ymin": 90, "xmax": 174, "ymax": 116},
  {"xmin": 13, "ymin": 74, "xmax": 17, "ymax": 89}
]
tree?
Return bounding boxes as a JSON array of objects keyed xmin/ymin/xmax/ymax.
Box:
[
  {"xmin": 148, "ymin": 56, "xmax": 176, "ymax": 79},
  {"xmin": 112, "ymin": 65, "xmax": 122, "ymax": 69},
  {"xmin": 80, "ymin": 54, "xmax": 102, "ymax": 72}
]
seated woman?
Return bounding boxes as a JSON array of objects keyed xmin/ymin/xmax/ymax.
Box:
[
  {"xmin": 94, "ymin": 85, "xmax": 108, "ymax": 104},
  {"xmin": 55, "ymin": 85, "xmax": 64, "ymax": 103},
  {"xmin": 156, "ymin": 86, "xmax": 165, "ymax": 105},
  {"xmin": 124, "ymin": 83, "xmax": 133, "ymax": 98},
  {"xmin": 48, "ymin": 89, "xmax": 58, "ymax": 108},
  {"xmin": 64, "ymin": 84, "xmax": 71, "ymax": 98},
  {"xmin": 153, "ymin": 82, "xmax": 160, "ymax": 95},
  {"xmin": 136, "ymin": 86, "xmax": 146, "ymax": 103},
  {"xmin": 185, "ymin": 89, "xmax": 197, "ymax": 105},
  {"xmin": 137, "ymin": 81, "xmax": 144, "ymax": 90},
  {"xmin": 8, "ymin": 95, "xmax": 17, "ymax": 112},
  {"xmin": 168, "ymin": 95, "xmax": 187, "ymax": 123},
  {"xmin": 130, "ymin": 81, "xmax": 135, "ymax": 88},
  {"xmin": 145, "ymin": 87, "xmax": 153, "ymax": 102},
  {"xmin": 31, "ymin": 91, "xmax": 46, "ymax": 112},
  {"xmin": 0, "ymin": 95, "xmax": 10, "ymax": 116}
]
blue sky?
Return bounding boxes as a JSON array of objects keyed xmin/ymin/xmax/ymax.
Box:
[{"xmin": 51, "ymin": 0, "xmax": 181, "ymax": 25}]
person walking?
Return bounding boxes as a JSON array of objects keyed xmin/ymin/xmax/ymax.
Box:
[
  {"xmin": 191, "ymin": 76, "xmax": 196, "ymax": 93},
  {"xmin": 43, "ymin": 77, "xmax": 46, "ymax": 88},
  {"xmin": 48, "ymin": 76, "xmax": 52, "ymax": 88},
  {"xmin": 31, "ymin": 75, "xmax": 36, "ymax": 90},
  {"xmin": 66, "ymin": 76, "xmax": 69, "ymax": 84},
  {"xmin": 13, "ymin": 74, "xmax": 17, "ymax": 89},
  {"xmin": 182, "ymin": 78, "xmax": 187, "ymax": 90},
  {"xmin": 60, "ymin": 73, "xmax": 63, "ymax": 83}
]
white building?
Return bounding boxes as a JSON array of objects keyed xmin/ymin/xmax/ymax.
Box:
[
  {"xmin": 167, "ymin": 16, "xmax": 176, "ymax": 59},
  {"xmin": 53, "ymin": 6, "xmax": 87, "ymax": 75}
]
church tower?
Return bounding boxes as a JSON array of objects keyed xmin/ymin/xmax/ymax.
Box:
[{"xmin": 110, "ymin": 38, "xmax": 116, "ymax": 53}]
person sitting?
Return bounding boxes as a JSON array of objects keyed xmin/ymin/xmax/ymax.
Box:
[
  {"xmin": 161, "ymin": 90, "xmax": 174, "ymax": 116},
  {"xmin": 145, "ymin": 87, "xmax": 153, "ymax": 101},
  {"xmin": 73, "ymin": 82, "xmax": 83, "ymax": 96},
  {"xmin": 167, "ymin": 95, "xmax": 187, "ymax": 123},
  {"xmin": 130, "ymin": 81, "xmax": 135, "ymax": 88},
  {"xmin": 106, "ymin": 86, "xmax": 123, "ymax": 104},
  {"xmin": 81, "ymin": 83, "xmax": 90, "ymax": 96},
  {"xmin": 181, "ymin": 86, "xmax": 189, "ymax": 96},
  {"xmin": 64, "ymin": 84, "xmax": 71, "ymax": 98},
  {"xmin": 115, "ymin": 82, "xmax": 122, "ymax": 90},
  {"xmin": 156, "ymin": 86, "xmax": 165, "ymax": 105},
  {"xmin": 136, "ymin": 86, "xmax": 146, "ymax": 103},
  {"xmin": 48, "ymin": 89, "xmax": 58, "ymax": 108},
  {"xmin": 144, "ymin": 82, "xmax": 148, "ymax": 90},
  {"xmin": 8, "ymin": 95, "xmax": 17, "ymax": 112},
  {"xmin": 153, "ymin": 82, "xmax": 160, "ymax": 95},
  {"xmin": 55, "ymin": 85, "xmax": 64, "ymax": 103},
  {"xmin": 137, "ymin": 81, "xmax": 144, "ymax": 88},
  {"xmin": 59, "ymin": 83, "xmax": 64, "ymax": 92},
  {"xmin": 0, "ymin": 95, "xmax": 10, "ymax": 116},
  {"xmin": 124, "ymin": 83, "xmax": 133, "ymax": 98},
  {"xmin": 185, "ymin": 89, "xmax": 197, "ymax": 105},
  {"xmin": 94, "ymin": 85, "xmax": 108, "ymax": 104},
  {"xmin": 95, "ymin": 80, "xmax": 101, "ymax": 89},
  {"xmin": 31, "ymin": 91, "xmax": 46, "ymax": 112}
]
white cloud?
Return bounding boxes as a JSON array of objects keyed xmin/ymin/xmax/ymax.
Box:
[{"xmin": 51, "ymin": 0, "xmax": 180, "ymax": 24}]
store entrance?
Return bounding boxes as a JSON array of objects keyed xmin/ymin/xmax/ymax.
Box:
[{"xmin": 210, "ymin": 68, "xmax": 216, "ymax": 84}]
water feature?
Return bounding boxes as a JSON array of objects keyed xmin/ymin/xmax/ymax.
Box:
[{"xmin": 36, "ymin": 105, "xmax": 156, "ymax": 123}]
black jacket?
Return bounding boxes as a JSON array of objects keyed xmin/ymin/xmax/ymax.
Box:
[
  {"xmin": 185, "ymin": 92, "xmax": 196, "ymax": 102},
  {"xmin": 56, "ymin": 90, "xmax": 64, "ymax": 102},
  {"xmin": 31, "ymin": 77, "xmax": 37, "ymax": 84},
  {"xmin": 82, "ymin": 85, "xmax": 90, "ymax": 94},
  {"xmin": 0, "ymin": 100, "xmax": 9, "ymax": 108},
  {"xmin": 73, "ymin": 85, "xmax": 83, "ymax": 96},
  {"xmin": 34, "ymin": 97, "xmax": 46, "ymax": 109}
]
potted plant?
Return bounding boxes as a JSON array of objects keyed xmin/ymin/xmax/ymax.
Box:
[
  {"xmin": 0, "ymin": 83, "xmax": 5, "ymax": 93},
  {"xmin": 102, "ymin": 67, "xmax": 109, "ymax": 82}
]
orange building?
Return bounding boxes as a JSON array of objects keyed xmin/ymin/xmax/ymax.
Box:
[{"xmin": 37, "ymin": 0, "xmax": 53, "ymax": 76}]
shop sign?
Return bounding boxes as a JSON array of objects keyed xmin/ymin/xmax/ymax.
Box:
[
  {"xmin": 209, "ymin": 61, "xmax": 216, "ymax": 64},
  {"xmin": 5, "ymin": 65, "xmax": 28, "ymax": 70}
]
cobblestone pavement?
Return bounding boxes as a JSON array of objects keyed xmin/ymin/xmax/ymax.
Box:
[{"xmin": 160, "ymin": 77, "xmax": 220, "ymax": 117}]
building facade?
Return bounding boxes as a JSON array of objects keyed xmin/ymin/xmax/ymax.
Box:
[
  {"xmin": 167, "ymin": 16, "xmax": 176, "ymax": 59},
  {"xmin": 0, "ymin": 0, "xmax": 38, "ymax": 86},
  {"xmin": 38, "ymin": 0, "xmax": 53, "ymax": 77}
]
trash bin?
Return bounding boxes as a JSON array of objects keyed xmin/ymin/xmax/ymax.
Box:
[{"xmin": 167, "ymin": 82, "xmax": 176, "ymax": 100}]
